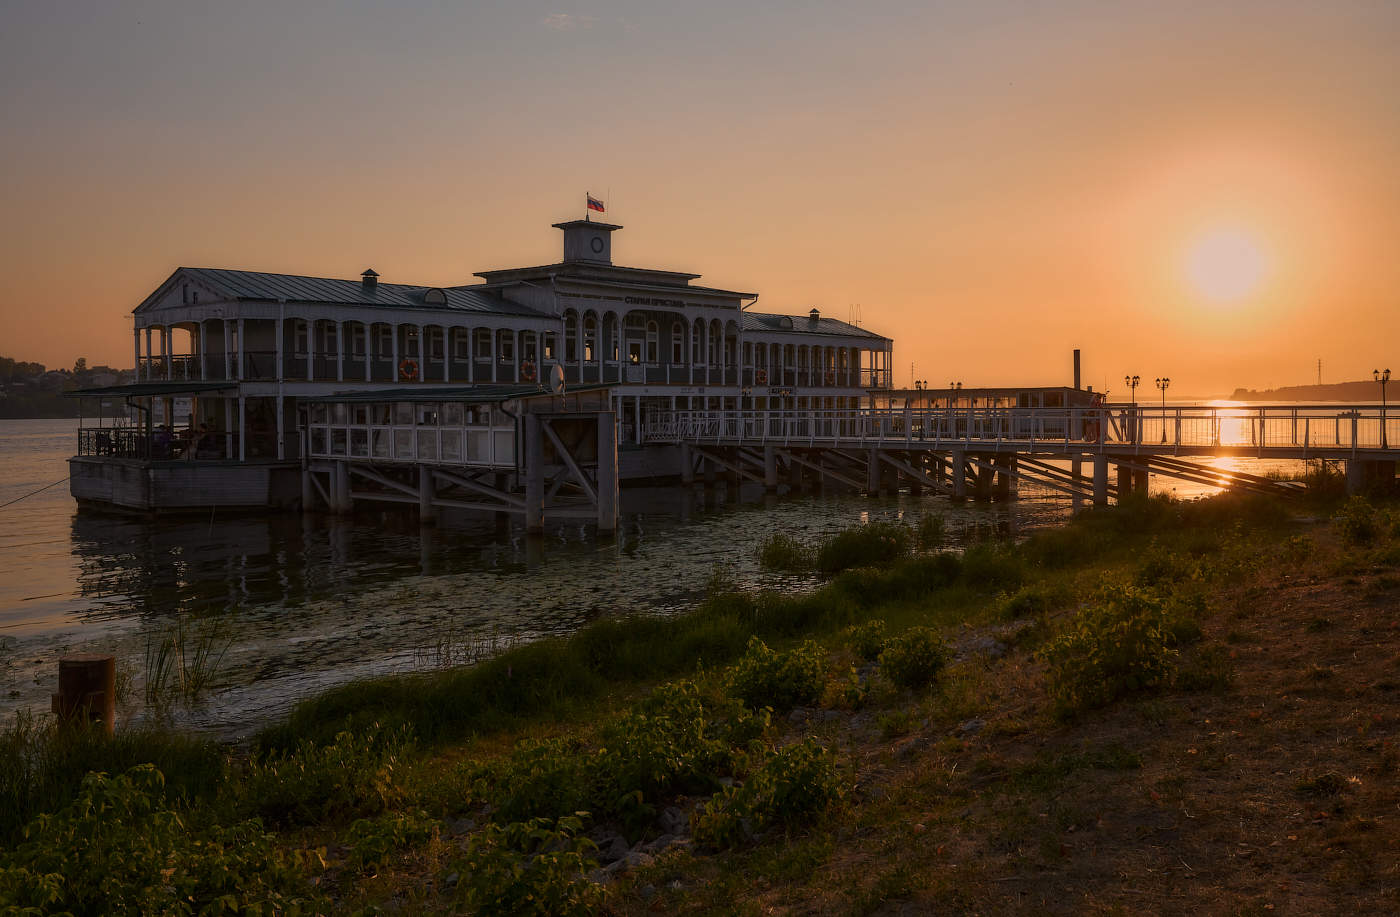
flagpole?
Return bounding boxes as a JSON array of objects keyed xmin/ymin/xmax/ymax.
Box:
[{"xmin": 585, "ymin": 191, "xmax": 590, "ymax": 222}]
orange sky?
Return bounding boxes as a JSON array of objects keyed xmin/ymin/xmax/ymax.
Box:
[{"xmin": 2, "ymin": 1, "xmax": 1397, "ymax": 397}]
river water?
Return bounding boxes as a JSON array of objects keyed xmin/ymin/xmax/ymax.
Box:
[{"xmin": 0, "ymin": 416, "xmax": 1272, "ymax": 740}]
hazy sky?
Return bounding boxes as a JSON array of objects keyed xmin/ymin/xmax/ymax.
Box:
[{"xmin": 3, "ymin": 0, "xmax": 1397, "ymax": 396}]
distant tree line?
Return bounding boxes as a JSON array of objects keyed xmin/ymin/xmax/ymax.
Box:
[{"xmin": 0, "ymin": 355, "xmax": 131, "ymax": 418}]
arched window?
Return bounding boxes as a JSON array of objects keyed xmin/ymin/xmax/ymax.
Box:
[
  {"xmin": 583, "ymin": 315, "xmax": 597, "ymax": 363},
  {"xmin": 564, "ymin": 313, "xmax": 578, "ymax": 362},
  {"xmin": 646, "ymin": 321, "xmax": 659, "ymax": 364},
  {"xmin": 671, "ymin": 322, "xmax": 683, "ymax": 364}
]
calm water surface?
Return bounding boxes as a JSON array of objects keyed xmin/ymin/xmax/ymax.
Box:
[{"xmin": 0, "ymin": 416, "xmax": 1274, "ymax": 739}]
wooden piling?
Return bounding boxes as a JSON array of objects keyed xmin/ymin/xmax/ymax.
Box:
[{"xmin": 52, "ymin": 654, "xmax": 116, "ymax": 735}]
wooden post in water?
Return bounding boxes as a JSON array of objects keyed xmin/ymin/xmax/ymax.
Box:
[
  {"xmin": 866, "ymin": 448, "xmax": 880, "ymax": 496},
  {"xmin": 418, "ymin": 466, "xmax": 438, "ymax": 525},
  {"xmin": 1093, "ymin": 455, "xmax": 1109, "ymax": 506},
  {"xmin": 680, "ymin": 442, "xmax": 695, "ymax": 485},
  {"xmin": 1116, "ymin": 463, "xmax": 1133, "ymax": 503},
  {"xmin": 763, "ymin": 445, "xmax": 778, "ymax": 491},
  {"xmin": 52, "ymin": 655, "xmax": 116, "ymax": 736},
  {"xmin": 524, "ymin": 413, "xmax": 544, "ymax": 534},
  {"xmin": 950, "ymin": 448, "xmax": 967, "ymax": 501},
  {"xmin": 596, "ymin": 410, "xmax": 618, "ymax": 533}
]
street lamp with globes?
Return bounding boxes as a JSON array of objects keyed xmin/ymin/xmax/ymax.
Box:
[
  {"xmin": 1376, "ymin": 368, "xmax": 1391, "ymax": 449},
  {"xmin": 1155, "ymin": 377, "xmax": 1170, "ymax": 443}
]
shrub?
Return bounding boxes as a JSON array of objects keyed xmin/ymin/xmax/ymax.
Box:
[
  {"xmin": 995, "ymin": 583, "xmax": 1069, "ymax": 621},
  {"xmin": 959, "ymin": 543, "xmax": 1025, "ymax": 591},
  {"xmin": 692, "ymin": 739, "xmax": 844, "ymax": 848},
  {"xmin": 1334, "ymin": 496, "xmax": 1381, "ymax": 545},
  {"xmin": 347, "ymin": 809, "xmax": 440, "ymax": 873},
  {"xmin": 815, "ymin": 522, "xmax": 912, "ymax": 574},
  {"xmin": 726, "ymin": 638, "xmax": 826, "ymax": 712},
  {"xmin": 916, "ymin": 514, "xmax": 945, "ymax": 549},
  {"xmin": 239, "ymin": 725, "xmax": 410, "ymax": 826},
  {"xmin": 452, "ymin": 815, "xmax": 603, "ymax": 917},
  {"xmin": 1041, "ymin": 585, "xmax": 1178, "ymax": 715},
  {"xmin": 878, "ymin": 626, "xmax": 951, "ymax": 690},
  {"xmin": 0, "ymin": 713, "xmax": 224, "ymax": 845},
  {"xmin": 758, "ymin": 533, "xmax": 814, "ymax": 572},
  {"xmin": 843, "ymin": 620, "xmax": 888, "ymax": 662},
  {"xmin": 0, "ymin": 764, "xmax": 318, "ymax": 916},
  {"xmin": 483, "ymin": 736, "xmax": 593, "ymax": 825}
]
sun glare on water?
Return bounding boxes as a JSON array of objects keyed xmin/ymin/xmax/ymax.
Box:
[{"xmin": 1185, "ymin": 227, "xmax": 1269, "ymax": 303}]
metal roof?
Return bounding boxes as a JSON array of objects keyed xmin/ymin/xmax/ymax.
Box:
[
  {"xmin": 65, "ymin": 381, "xmax": 237, "ymax": 397},
  {"xmin": 743, "ymin": 312, "xmax": 889, "ymax": 341},
  {"xmin": 179, "ymin": 268, "xmax": 549, "ymax": 317},
  {"xmin": 302, "ymin": 383, "xmax": 614, "ymax": 404}
]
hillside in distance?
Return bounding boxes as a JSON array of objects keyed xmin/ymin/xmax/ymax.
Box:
[{"xmin": 1228, "ymin": 379, "xmax": 1386, "ymax": 402}]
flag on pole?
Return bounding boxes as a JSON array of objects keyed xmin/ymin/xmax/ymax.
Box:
[{"xmin": 587, "ymin": 194, "xmax": 606, "ymax": 213}]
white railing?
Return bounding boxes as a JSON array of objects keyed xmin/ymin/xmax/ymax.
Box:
[
  {"xmin": 306, "ymin": 401, "xmax": 516, "ymax": 467},
  {"xmin": 641, "ymin": 404, "xmax": 1400, "ymax": 453}
]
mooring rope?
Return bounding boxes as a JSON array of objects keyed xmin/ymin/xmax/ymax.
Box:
[{"xmin": 0, "ymin": 476, "xmax": 70, "ymax": 510}]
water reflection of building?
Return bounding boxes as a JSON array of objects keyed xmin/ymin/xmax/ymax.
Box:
[{"xmin": 70, "ymin": 215, "xmax": 894, "ymax": 513}]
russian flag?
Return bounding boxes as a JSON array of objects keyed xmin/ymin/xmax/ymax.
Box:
[{"xmin": 587, "ymin": 194, "xmax": 605, "ymax": 213}]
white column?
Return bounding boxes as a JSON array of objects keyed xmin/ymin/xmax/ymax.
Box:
[
  {"xmin": 162, "ymin": 326, "xmax": 171, "ymax": 379},
  {"xmin": 443, "ymin": 328, "xmax": 451, "ymax": 382},
  {"xmin": 416, "ymin": 323, "xmax": 426, "ymax": 382},
  {"xmin": 363, "ymin": 323, "xmax": 372, "ymax": 382},
  {"xmin": 576, "ymin": 317, "xmax": 585, "ymax": 382},
  {"xmin": 515, "ymin": 329, "xmax": 523, "ymax": 383},
  {"xmin": 222, "ymin": 321, "xmax": 232, "ymax": 383},
  {"xmin": 491, "ymin": 327, "xmax": 499, "ymax": 382},
  {"xmin": 235, "ymin": 318, "xmax": 244, "ymax": 381},
  {"xmin": 199, "ymin": 320, "xmax": 208, "ymax": 380},
  {"xmin": 237, "ymin": 392, "xmax": 246, "ymax": 461},
  {"xmin": 143, "ymin": 328, "xmax": 153, "ymax": 381},
  {"xmin": 466, "ymin": 327, "xmax": 474, "ymax": 383},
  {"xmin": 274, "ymin": 316, "xmax": 283, "ymax": 383},
  {"xmin": 391, "ymin": 323, "xmax": 399, "ymax": 382},
  {"xmin": 335, "ymin": 320, "xmax": 345, "ymax": 382},
  {"xmin": 276, "ymin": 395, "xmax": 285, "ymax": 460},
  {"xmin": 305, "ymin": 321, "xmax": 314, "ymax": 381},
  {"xmin": 133, "ymin": 328, "xmax": 142, "ymax": 382}
]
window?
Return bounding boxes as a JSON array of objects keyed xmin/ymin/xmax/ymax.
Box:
[
  {"xmin": 583, "ymin": 317, "xmax": 596, "ymax": 363},
  {"xmin": 350, "ymin": 324, "xmax": 366, "ymax": 356},
  {"xmin": 294, "ymin": 321, "xmax": 309, "ymax": 355},
  {"xmin": 645, "ymin": 321, "xmax": 658, "ymax": 364},
  {"xmin": 453, "ymin": 328, "xmax": 470, "ymax": 360},
  {"xmin": 543, "ymin": 332, "xmax": 556, "ymax": 360},
  {"xmin": 428, "ymin": 327, "xmax": 444, "ymax": 360},
  {"xmin": 405, "ymin": 326, "xmax": 420, "ymax": 357},
  {"xmin": 498, "ymin": 330, "xmax": 514, "ymax": 362},
  {"xmin": 319, "ymin": 322, "xmax": 338, "ymax": 354},
  {"xmin": 671, "ymin": 323, "xmax": 683, "ymax": 363},
  {"xmin": 376, "ymin": 325, "xmax": 392, "ymax": 357},
  {"xmin": 476, "ymin": 328, "xmax": 492, "ymax": 360}
]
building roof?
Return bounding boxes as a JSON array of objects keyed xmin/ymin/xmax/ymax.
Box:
[
  {"xmin": 743, "ymin": 311, "xmax": 890, "ymax": 341},
  {"xmin": 165, "ymin": 268, "xmax": 550, "ymax": 317},
  {"xmin": 65, "ymin": 381, "xmax": 238, "ymax": 398}
]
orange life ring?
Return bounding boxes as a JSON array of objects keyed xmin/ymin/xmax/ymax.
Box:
[
  {"xmin": 755, "ymin": 368, "xmax": 768, "ymax": 385},
  {"xmin": 521, "ymin": 360, "xmax": 537, "ymax": 382},
  {"xmin": 399, "ymin": 358, "xmax": 419, "ymax": 381}
]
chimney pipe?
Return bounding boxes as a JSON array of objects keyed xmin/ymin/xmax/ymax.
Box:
[
  {"xmin": 1073, "ymin": 349, "xmax": 1081, "ymax": 390},
  {"xmin": 361, "ymin": 269, "xmax": 379, "ymax": 294}
]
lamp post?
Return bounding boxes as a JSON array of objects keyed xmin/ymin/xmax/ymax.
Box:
[
  {"xmin": 1124, "ymin": 374, "xmax": 1141, "ymax": 443},
  {"xmin": 1155, "ymin": 377, "xmax": 1170, "ymax": 443},
  {"xmin": 1124, "ymin": 375, "xmax": 1140, "ymax": 404},
  {"xmin": 1376, "ymin": 368, "xmax": 1391, "ymax": 449}
]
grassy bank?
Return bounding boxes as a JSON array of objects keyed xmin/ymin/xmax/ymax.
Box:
[{"xmin": 4, "ymin": 490, "xmax": 1399, "ymax": 914}]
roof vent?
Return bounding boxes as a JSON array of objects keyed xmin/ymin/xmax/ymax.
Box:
[
  {"xmin": 361, "ymin": 269, "xmax": 379, "ymax": 294},
  {"xmin": 808, "ymin": 307, "xmax": 820, "ymax": 323}
]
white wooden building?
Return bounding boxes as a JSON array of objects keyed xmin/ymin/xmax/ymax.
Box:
[{"xmin": 72, "ymin": 215, "xmax": 893, "ymax": 512}]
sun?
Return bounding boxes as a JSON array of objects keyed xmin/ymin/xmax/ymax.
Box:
[{"xmin": 1185, "ymin": 227, "xmax": 1269, "ymax": 303}]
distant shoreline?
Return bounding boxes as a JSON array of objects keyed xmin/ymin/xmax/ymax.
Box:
[{"xmin": 1228, "ymin": 380, "xmax": 1386, "ymax": 402}]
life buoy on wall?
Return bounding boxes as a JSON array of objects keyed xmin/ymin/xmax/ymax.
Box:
[
  {"xmin": 755, "ymin": 368, "xmax": 768, "ymax": 385},
  {"xmin": 399, "ymin": 358, "xmax": 419, "ymax": 381},
  {"xmin": 521, "ymin": 360, "xmax": 537, "ymax": 382}
]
